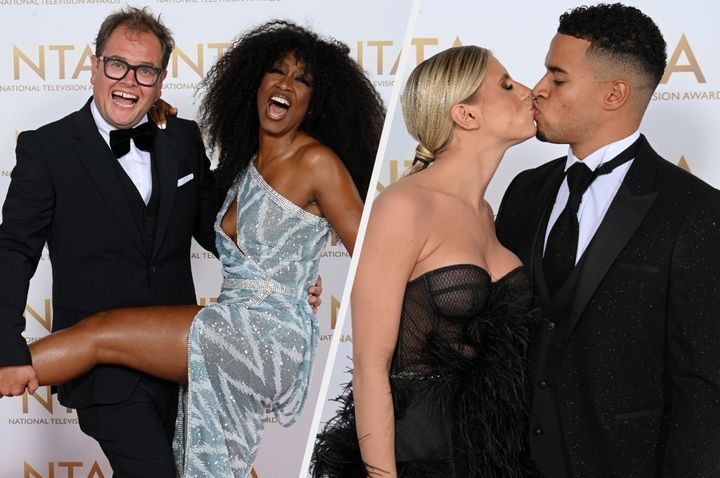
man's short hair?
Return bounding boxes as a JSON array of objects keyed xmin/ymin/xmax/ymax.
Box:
[
  {"xmin": 558, "ymin": 3, "xmax": 666, "ymax": 90},
  {"xmin": 95, "ymin": 6, "xmax": 174, "ymax": 70}
]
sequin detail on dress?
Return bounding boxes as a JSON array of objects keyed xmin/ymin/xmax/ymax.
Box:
[{"xmin": 173, "ymin": 161, "xmax": 330, "ymax": 477}]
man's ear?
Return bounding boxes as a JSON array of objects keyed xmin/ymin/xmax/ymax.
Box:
[
  {"xmin": 90, "ymin": 55, "xmax": 99, "ymax": 86},
  {"xmin": 604, "ymin": 79, "xmax": 631, "ymax": 111}
]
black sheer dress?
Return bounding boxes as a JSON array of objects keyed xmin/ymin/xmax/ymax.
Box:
[{"xmin": 312, "ymin": 264, "xmax": 542, "ymax": 477}]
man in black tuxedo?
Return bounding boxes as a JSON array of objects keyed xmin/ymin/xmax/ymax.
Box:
[
  {"xmin": 0, "ymin": 8, "xmax": 217, "ymax": 476},
  {"xmin": 495, "ymin": 4, "xmax": 720, "ymax": 477}
]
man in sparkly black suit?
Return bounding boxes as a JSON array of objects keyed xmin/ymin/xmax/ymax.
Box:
[{"xmin": 496, "ymin": 4, "xmax": 720, "ymax": 477}]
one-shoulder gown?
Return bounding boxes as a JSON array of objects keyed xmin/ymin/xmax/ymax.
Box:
[{"xmin": 173, "ymin": 162, "xmax": 330, "ymax": 477}]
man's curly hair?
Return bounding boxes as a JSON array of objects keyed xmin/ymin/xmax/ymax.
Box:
[
  {"xmin": 558, "ymin": 3, "xmax": 667, "ymax": 89},
  {"xmin": 198, "ymin": 20, "xmax": 385, "ymax": 202}
]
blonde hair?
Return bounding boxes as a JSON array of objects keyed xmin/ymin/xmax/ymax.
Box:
[{"xmin": 401, "ymin": 45, "xmax": 491, "ymax": 176}]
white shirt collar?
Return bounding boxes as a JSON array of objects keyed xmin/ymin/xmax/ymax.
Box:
[{"xmin": 565, "ymin": 130, "xmax": 641, "ymax": 172}]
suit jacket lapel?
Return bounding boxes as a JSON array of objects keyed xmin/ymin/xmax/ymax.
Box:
[
  {"xmin": 562, "ymin": 136, "xmax": 659, "ymax": 344},
  {"xmin": 150, "ymin": 129, "xmax": 178, "ymax": 261},
  {"xmin": 72, "ymin": 99, "xmax": 146, "ymax": 255},
  {"xmin": 529, "ymin": 160, "xmax": 567, "ymax": 311}
]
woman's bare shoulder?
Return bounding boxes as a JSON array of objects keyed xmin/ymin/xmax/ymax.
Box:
[
  {"xmin": 297, "ymin": 141, "xmax": 341, "ymax": 168},
  {"xmin": 370, "ymin": 177, "xmax": 436, "ymax": 228}
]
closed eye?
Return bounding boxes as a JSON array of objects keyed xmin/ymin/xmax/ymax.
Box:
[
  {"xmin": 500, "ymin": 73, "xmax": 514, "ymax": 91},
  {"xmin": 296, "ymin": 75, "xmax": 312, "ymax": 86}
]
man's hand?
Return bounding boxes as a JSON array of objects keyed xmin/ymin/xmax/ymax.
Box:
[
  {"xmin": 308, "ymin": 276, "xmax": 323, "ymax": 314},
  {"xmin": 0, "ymin": 365, "xmax": 39, "ymax": 397}
]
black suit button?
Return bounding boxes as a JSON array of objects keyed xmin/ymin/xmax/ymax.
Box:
[
  {"xmin": 150, "ymin": 265, "xmax": 157, "ymax": 274},
  {"xmin": 148, "ymin": 235, "xmax": 153, "ymax": 243},
  {"xmin": 547, "ymin": 321, "xmax": 556, "ymax": 331},
  {"xmin": 144, "ymin": 214, "xmax": 152, "ymax": 222},
  {"xmin": 537, "ymin": 380, "xmax": 548, "ymax": 389},
  {"xmin": 533, "ymin": 426, "xmax": 544, "ymax": 436}
]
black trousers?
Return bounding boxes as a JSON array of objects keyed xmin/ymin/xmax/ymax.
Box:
[{"xmin": 76, "ymin": 375, "xmax": 179, "ymax": 478}]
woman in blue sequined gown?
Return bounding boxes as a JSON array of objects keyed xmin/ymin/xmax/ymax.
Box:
[
  {"xmin": 312, "ymin": 46, "xmax": 541, "ymax": 477},
  {"xmin": 13, "ymin": 22, "xmax": 384, "ymax": 478}
]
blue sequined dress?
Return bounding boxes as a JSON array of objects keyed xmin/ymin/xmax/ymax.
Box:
[{"xmin": 173, "ymin": 161, "xmax": 330, "ymax": 477}]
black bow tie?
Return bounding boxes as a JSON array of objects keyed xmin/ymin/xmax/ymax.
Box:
[{"xmin": 109, "ymin": 122, "xmax": 156, "ymax": 159}]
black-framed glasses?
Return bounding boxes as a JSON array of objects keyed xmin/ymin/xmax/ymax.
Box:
[{"xmin": 97, "ymin": 56, "xmax": 163, "ymax": 87}]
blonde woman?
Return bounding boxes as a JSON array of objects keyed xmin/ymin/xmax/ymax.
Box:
[{"xmin": 313, "ymin": 46, "xmax": 541, "ymax": 477}]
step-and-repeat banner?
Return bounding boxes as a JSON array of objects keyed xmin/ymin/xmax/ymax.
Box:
[
  {"xmin": 0, "ymin": 1, "xmax": 412, "ymax": 476},
  {"xmin": 320, "ymin": 0, "xmax": 720, "ymax": 468}
]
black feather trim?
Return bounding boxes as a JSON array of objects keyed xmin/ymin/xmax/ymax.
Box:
[{"xmin": 311, "ymin": 270, "xmax": 543, "ymax": 477}]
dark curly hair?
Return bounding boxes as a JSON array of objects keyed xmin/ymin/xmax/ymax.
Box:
[
  {"xmin": 198, "ymin": 20, "xmax": 385, "ymax": 202},
  {"xmin": 558, "ymin": 3, "xmax": 667, "ymax": 90}
]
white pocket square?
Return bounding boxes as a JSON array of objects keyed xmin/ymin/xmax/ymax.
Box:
[{"xmin": 177, "ymin": 173, "xmax": 194, "ymax": 187}]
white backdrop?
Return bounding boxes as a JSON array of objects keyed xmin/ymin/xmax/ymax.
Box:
[
  {"xmin": 0, "ymin": 1, "xmax": 412, "ymax": 477},
  {"xmin": 316, "ymin": 0, "xmax": 720, "ymax": 474}
]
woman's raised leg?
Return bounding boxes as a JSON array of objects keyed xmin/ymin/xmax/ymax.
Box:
[{"xmin": 29, "ymin": 305, "xmax": 202, "ymax": 385}]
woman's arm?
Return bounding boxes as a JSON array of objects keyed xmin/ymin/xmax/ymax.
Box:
[
  {"xmin": 303, "ymin": 145, "xmax": 364, "ymax": 255},
  {"xmin": 350, "ymin": 188, "xmax": 425, "ymax": 476}
]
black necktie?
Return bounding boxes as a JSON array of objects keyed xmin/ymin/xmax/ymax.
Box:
[
  {"xmin": 109, "ymin": 122, "xmax": 156, "ymax": 159},
  {"xmin": 543, "ymin": 137, "xmax": 642, "ymax": 295}
]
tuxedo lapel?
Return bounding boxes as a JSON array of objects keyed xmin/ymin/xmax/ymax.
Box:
[
  {"xmin": 71, "ymin": 100, "xmax": 146, "ymax": 255},
  {"xmin": 562, "ymin": 136, "xmax": 659, "ymax": 344},
  {"xmin": 150, "ymin": 129, "xmax": 178, "ymax": 261},
  {"xmin": 529, "ymin": 160, "xmax": 567, "ymax": 311}
]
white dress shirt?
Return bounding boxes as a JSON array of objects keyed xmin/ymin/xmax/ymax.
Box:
[
  {"xmin": 91, "ymin": 102, "xmax": 153, "ymax": 204},
  {"xmin": 543, "ymin": 130, "xmax": 641, "ymax": 263}
]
